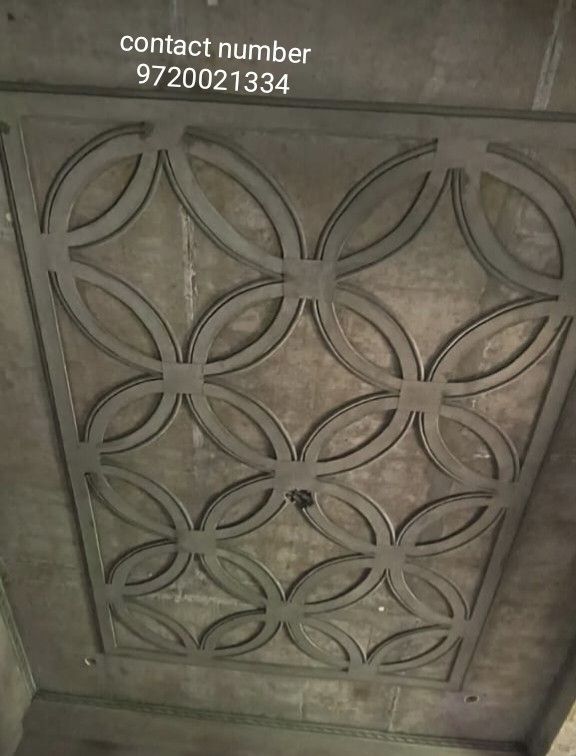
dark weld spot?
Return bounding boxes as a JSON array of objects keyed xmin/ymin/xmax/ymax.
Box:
[{"xmin": 286, "ymin": 489, "xmax": 314, "ymax": 508}]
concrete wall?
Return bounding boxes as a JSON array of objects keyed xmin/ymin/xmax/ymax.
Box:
[
  {"xmin": 0, "ymin": 581, "xmax": 32, "ymax": 756},
  {"xmin": 548, "ymin": 706, "xmax": 576, "ymax": 756},
  {"xmin": 0, "ymin": 0, "xmax": 575, "ymax": 111}
]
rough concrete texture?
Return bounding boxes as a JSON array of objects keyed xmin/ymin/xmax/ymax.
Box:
[
  {"xmin": 14, "ymin": 696, "xmax": 526, "ymax": 756},
  {"xmin": 0, "ymin": 0, "xmax": 570, "ymax": 109},
  {"xmin": 0, "ymin": 1, "xmax": 576, "ymax": 755},
  {"xmin": 549, "ymin": 704, "xmax": 576, "ymax": 755},
  {"xmin": 0, "ymin": 583, "xmax": 32, "ymax": 756}
]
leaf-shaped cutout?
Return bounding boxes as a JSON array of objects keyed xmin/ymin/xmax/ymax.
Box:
[
  {"xmin": 201, "ymin": 549, "xmax": 283, "ymax": 609},
  {"xmin": 215, "ymin": 486, "xmax": 273, "ymax": 529},
  {"xmin": 210, "ymin": 397, "xmax": 275, "ymax": 458},
  {"xmin": 134, "ymin": 603, "xmax": 186, "ymax": 645},
  {"xmin": 467, "ymin": 341, "xmax": 558, "ymax": 463},
  {"xmin": 296, "ymin": 560, "xmax": 372, "ymax": 606},
  {"xmin": 115, "ymin": 599, "xmax": 194, "ymax": 652},
  {"xmin": 199, "ymin": 478, "xmax": 285, "ymax": 541},
  {"xmin": 416, "ymin": 507, "xmax": 486, "ymax": 547},
  {"xmin": 209, "ymin": 299, "xmax": 281, "ymax": 361},
  {"xmin": 304, "ymin": 395, "xmax": 409, "ymax": 476},
  {"xmin": 399, "ymin": 495, "xmax": 499, "ymax": 556},
  {"xmin": 103, "ymin": 391, "xmax": 160, "ymax": 442},
  {"xmin": 318, "ymin": 142, "xmax": 439, "ymax": 275},
  {"xmin": 188, "ymin": 155, "xmax": 282, "ymax": 258},
  {"xmin": 54, "ymin": 295, "xmax": 140, "ymax": 433},
  {"xmin": 438, "ymin": 416, "xmax": 495, "ymax": 479},
  {"xmin": 333, "ymin": 304, "xmax": 401, "ymax": 373},
  {"xmin": 303, "ymin": 623, "xmax": 349, "ymax": 663},
  {"xmin": 69, "ymin": 155, "xmax": 139, "ymax": 230},
  {"xmin": 84, "ymin": 378, "xmax": 178, "ymax": 455},
  {"xmin": 42, "ymin": 125, "xmax": 148, "ymax": 235},
  {"xmin": 25, "ymin": 120, "xmax": 114, "ymax": 214},
  {"xmin": 437, "ymin": 317, "xmax": 548, "ymax": 385},
  {"xmin": 74, "ymin": 278, "xmax": 159, "ymax": 359},
  {"xmin": 312, "ymin": 492, "xmax": 374, "ymax": 547},
  {"xmin": 114, "ymin": 548, "xmax": 176, "ymax": 586},
  {"xmin": 108, "ymin": 542, "xmax": 190, "ymax": 598},
  {"xmin": 415, "ymin": 525, "xmax": 499, "ymax": 613},
  {"xmin": 389, "ymin": 562, "xmax": 468, "ymax": 625},
  {"xmin": 217, "ymin": 557, "xmax": 267, "ymax": 600},
  {"xmin": 245, "ymin": 624, "xmax": 313, "ymax": 666},
  {"xmin": 315, "ymin": 289, "xmax": 420, "ymax": 392},
  {"xmin": 403, "ymin": 572, "xmax": 453, "ymax": 619},
  {"xmin": 165, "ymin": 135, "xmax": 303, "ymax": 276},
  {"xmin": 480, "ymin": 319, "xmax": 549, "ymax": 374},
  {"xmin": 320, "ymin": 409, "xmax": 395, "ymax": 460},
  {"xmin": 92, "ymin": 496, "xmax": 160, "ymax": 570},
  {"xmin": 289, "ymin": 617, "xmax": 364, "ymax": 668},
  {"xmin": 370, "ymin": 628, "xmax": 449, "ymax": 666},
  {"xmin": 429, "ymin": 299, "xmax": 562, "ymax": 397},
  {"xmin": 192, "ymin": 384, "xmax": 292, "ymax": 471},
  {"xmin": 421, "ymin": 406, "xmax": 518, "ymax": 484},
  {"xmin": 188, "ymin": 280, "xmax": 299, "ymax": 376},
  {"xmin": 480, "ymin": 173, "xmax": 561, "ymax": 278},
  {"xmin": 344, "ymin": 174, "xmax": 428, "ymax": 254},
  {"xmin": 94, "ymin": 473, "xmax": 176, "ymax": 534},
  {"xmin": 204, "ymin": 614, "xmax": 266, "ymax": 651}
]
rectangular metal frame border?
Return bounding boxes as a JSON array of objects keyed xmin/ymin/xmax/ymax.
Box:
[{"xmin": 2, "ymin": 85, "xmax": 576, "ymax": 693}]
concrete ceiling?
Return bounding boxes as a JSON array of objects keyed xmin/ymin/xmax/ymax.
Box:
[{"xmin": 0, "ymin": 2, "xmax": 576, "ymax": 756}]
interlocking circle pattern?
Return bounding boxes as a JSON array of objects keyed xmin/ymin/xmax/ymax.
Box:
[{"xmin": 26, "ymin": 120, "xmax": 576, "ymax": 686}]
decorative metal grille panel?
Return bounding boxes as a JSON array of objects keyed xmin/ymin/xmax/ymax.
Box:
[{"xmin": 2, "ymin": 91, "xmax": 576, "ymax": 689}]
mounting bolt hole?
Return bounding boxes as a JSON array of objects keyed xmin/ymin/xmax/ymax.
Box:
[
  {"xmin": 83, "ymin": 657, "xmax": 97, "ymax": 667},
  {"xmin": 464, "ymin": 694, "xmax": 480, "ymax": 704}
]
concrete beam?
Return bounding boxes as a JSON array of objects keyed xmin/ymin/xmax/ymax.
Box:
[{"xmin": 17, "ymin": 693, "xmax": 525, "ymax": 756}]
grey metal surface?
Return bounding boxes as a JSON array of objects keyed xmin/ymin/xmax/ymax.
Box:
[{"xmin": 2, "ymin": 91, "xmax": 576, "ymax": 692}]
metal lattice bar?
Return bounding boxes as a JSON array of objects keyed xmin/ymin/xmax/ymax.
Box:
[{"xmin": 2, "ymin": 89, "xmax": 576, "ymax": 689}]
